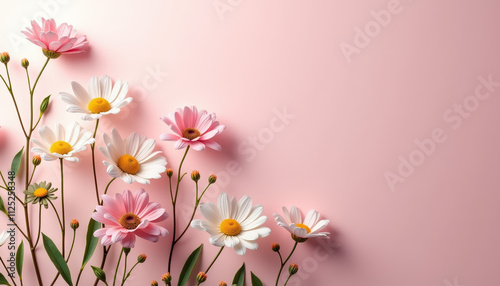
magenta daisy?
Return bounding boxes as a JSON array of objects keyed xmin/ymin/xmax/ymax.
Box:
[
  {"xmin": 92, "ymin": 189, "xmax": 168, "ymax": 248},
  {"xmin": 160, "ymin": 106, "xmax": 225, "ymax": 151},
  {"xmin": 22, "ymin": 18, "xmax": 88, "ymax": 59}
]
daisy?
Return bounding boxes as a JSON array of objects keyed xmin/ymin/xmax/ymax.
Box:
[
  {"xmin": 60, "ymin": 75, "xmax": 132, "ymax": 121},
  {"xmin": 160, "ymin": 106, "xmax": 225, "ymax": 151},
  {"xmin": 274, "ymin": 206, "xmax": 330, "ymax": 242},
  {"xmin": 22, "ymin": 18, "xmax": 88, "ymax": 59},
  {"xmin": 24, "ymin": 181, "xmax": 58, "ymax": 209},
  {"xmin": 0, "ymin": 230, "xmax": 8, "ymax": 247},
  {"xmin": 191, "ymin": 193, "xmax": 271, "ymax": 255},
  {"xmin": 31, "ymin": 122, "xmax": 95, "ymax": 162},
  {"xmin": 99, "ymin": 129, "xmax": 167, "ymax": 184},
  {"xmin": 92, "ymin": 189, "xmax": 168, "ymax": 248}
]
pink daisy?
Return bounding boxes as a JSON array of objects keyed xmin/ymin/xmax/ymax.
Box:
[
  {"xmin": 92, "ymin": 189, "xmax": 168, "ymax": 248},
  {"xmin": 22, "ymin": 18, "xmax": 88, "ymax": 59},
  {"xmin": 160, "ymin": 106, "xmax": 225, "ymax": 151}
]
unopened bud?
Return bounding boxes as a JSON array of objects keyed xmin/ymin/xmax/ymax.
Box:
[
  {"xmin": 166, "ymin": 169, "xmax": 173, "ymax": 177},
  {"xmin": 40, "ymin": 95, "xmax": 51, "ymax": 115},
  {"xmin": 151, "ymin": 281, "xmax": 158, "ymax": 286},
  {"xmin": 271, "ymin": 243, "xmax": 280, "ymax": 252},
  {"xmin": 137, "ymin": 253, "xmax": 147, "ymax": 263},
  {"xmin": 196, "ymin": 272, "xmax": 207, "ymax": 283},
  {"xmin": 191, "ymin": 170, "xmax": 200, "ymax": 182},
  {"xmin": 208, "ymin": 174, "xmax": 217, "ymax": 184},
  {"xmin": 70, "ymin": 219, "xmax": 79, "ymax": 230},
  {"xmin": 21, "ymin": 58, "xmax": 29, "ymax": 68},
  {"xmin": 219, "ymin": 282, "xmax": 227, "ymax": 286},
  {"xmin": 288, "ymin": 263, "xmax": 299, "ymax": 275},
  {"xmin": 91, "ymin": 266, "xmax": 107, "ymax": 283},
  {"xmin": 32, "ymin": 155, "xmax": 42, "ymax": 166},
  {"xmin": 0, "ymin": 52, "xmax": 10, "ymax": 64},
  {"xmin": 161, "ymin": 273, "xmax": 171, "ymax": 283}
]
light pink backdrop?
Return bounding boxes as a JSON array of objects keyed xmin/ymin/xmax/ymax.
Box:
[{"xmin": 0, "ymin": 0, "xmax": 499, "ymax": 285}]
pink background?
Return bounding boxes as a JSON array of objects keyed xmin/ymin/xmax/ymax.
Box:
[{"xmin": 1, "ymin": 0, "xmax": 499, "ymax": 285}]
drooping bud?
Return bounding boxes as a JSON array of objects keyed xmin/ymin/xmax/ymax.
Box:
[
  {"xmin": 208, "ymin": 174, "xmax": 217, "ymax": 184},
  {"xmin": 196, "ymin": 272, "xmax": 207, "ymax": 283},
  {"xmin": 151, "ymin": 281, "xmax": 159, "ymax": 286},
  {"xmin": 137, "ymin": 253, "xmax": 147, "ymax": 263},
  {"xmin": 0, "ymin": 52, "xmax": 10, "ymax": 64},
  {"xmin": 288, "ymin": 263, "xmax": 299, "ymax": 275},
  {"xmin": 161, "ymin": 273, "xmax": 172, "ymax": 283},
  {"xmin": 21, "ymin": 58, "xmax": 29, "ymax": 68},
  {"xmin": 70, "ymin": 219, "xmax": 79, "ymax": 230},
  {"xmin": 32, "ymin": 155, "xmax": 42, "ymax": 166},
  {"xmin": 271, "ymin": 243, "xmax": 280, "ymax": 252},
  {"xmin": 166, "ymin": 169, "xmax": 173, "ymax": 177},
  {"xmin": 191, "ymin": 170, "xmax": 200, "ymax": 182}
]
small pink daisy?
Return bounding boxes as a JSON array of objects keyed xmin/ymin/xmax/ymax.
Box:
[
  {"xmin": 22, "ymin": 18, "xmax": 88, "ymax": 59},
  {"xmin": 92, "ymin": 189, "xmax": 168, "ymax": 248},
  {"xmin": 160, "ymin": 106, "xmax": 225, "ymax": 151}
]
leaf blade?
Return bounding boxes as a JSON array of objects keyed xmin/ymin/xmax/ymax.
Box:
[
  {"xmin": 250, "ymin": 271, "xmax": 263, "ymax": 286},
  {"xmin": 42, "ymin": 233, "xmax": 73, "ymax": 286},
  {"xmin": 232, "ymin": 263, "xmax": 245, "ymax": 286},
  {"xmin": 0, "ymin": 273, "xmax": 9, "ymax": 285},
  {"xmin": 177, "ymin": 244, "xmax": 203, "ymax": 286},
  {"xmin": 10, "ymin": 146, "xmax": 24, "ymax": 179},
  {"xmin": 81, "ymin": 218, "xmax": 101, "ymax": 269},
  {"xmin": 16, "ymin": 241, "xmax": 24, "ymax": 279}
]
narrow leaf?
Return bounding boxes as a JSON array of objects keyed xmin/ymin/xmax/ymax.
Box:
[
  {"xmin": 42, "ymin": 233, "xmax": 73, "ymax": 286},
  {"xmin": 177, "ymin": 244, "xmax": 203, "ymax": 286},
  {"xmin": 0, "ymin": 195, "xmax": 7, "ymax": 216},
  {"xmin": 10, "ymin": 146, "xmax": 24, "ymax": 179},
  {"xmin": 0, "ymin": 273, "xmax": 9, "ymax": 285},
  {"xmin": 232, "ymin": 263, "xmax": 245, "ymax": 286},
  {"xmin": 250, "ymin": 272, "xmax": 263, "ymax": 286},
  {"xmin": 81, "ymin": 218, "xmax": 101, "ymax": 268},
  {"xmin": 16, "ymin": 241, "xmax": 24, "ymax": 279}
]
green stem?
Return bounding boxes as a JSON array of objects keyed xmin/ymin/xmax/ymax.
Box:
[
  {"xmin": 100, "ymin": 178, "xmax": 116, "ymax": 205},
  {"xmin": 0, "ymin": 257, "xmax": 17, "ymax": 286},
  {"xmin": 33, "ymin": 205, "xmax": 42, "ymax": 248},
  {"xmin": 275, "ymin": 241, "xmax": 298, "ymax": 286},
  {"xmin": 195, "ymin": 246, "xmax": 225, "ymax": 286},
  {"xmin": 93, "ymin": 245, "xmax": 112, "ymax": 286},
  {"xmin": 91, "ymin": 119, "xmax": 100, "ymax": 204},
  {"xmin": 48, "ymin": 200, "xmax": 63, "ymax": 231},
  {"xmin": 59, "ymin": 159, "xmax": 66, "ymax": 258},
  {"xmin": 113, "ymin": 248, "xmax": 124, "ymax": 286},
  {"xmin": 28, "ymin": 165, "xmax": 37, "ymax": 186},
  {"xmin": 123, "ymin": 262, "xmax": 139, "ymax": 281},
  {"xmin": 284, "ymin": 274, "xmax": 292, "ymax": 286},
  {"xmin": 120, "ymin": 251, "xmax": 129, "ymax": 285},
  {"xmin": 1, "ymin": 69, "xmax": 27, "ymax": 137},
  {"xmin": 65, "ymin": 229, "xmax": 76, "ymax": 263},
  {"xmin": 30, "ymin": 58, "xmax": 50, "ymax": 95}
]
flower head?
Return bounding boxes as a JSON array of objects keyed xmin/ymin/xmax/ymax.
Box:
[
  {"xmin": 61, "ymin": 75, "xmax": 131, "ymax": 121},
  {"xmin": 31, "ymin": 122, "xmax": 95, "ymax": 162},
  {"xmin": 137, "ymin": 254, "xmax": 147, "ymax": 263},
  {"xmin": 22, "ymin": 18, "xmax": 88, "ymax": 58},
  {"xmin": 92, "ymin": 189, "xmax": 168, "ymax": 248},
  {"xmin": 274, "ymin": 206, "xmax": 329, "ymax": 243},
  {"xmin": 0, "ymin": 230, "xmax": 9, "ymax": 247},
  {"xmin": 160, "ymin": 106, "xmax": 225, "ymax": 151},
  {"xmin": 191, "ymin": 193, "xmax": 271, "ymax": 255},
  {"xmin": 99, "ymin": 129, "xmax": 167, "ymax": 184},
  {"xmin": 161, "ymin": 273, "xmax": 171, "ymax": 283},
  {"xmin": 70, "ymin": 219, "xmax": 80, "ymax": 230},
  {"xmin": 24, "ymin": 181, "xmax": 57, "ymax": 209}
]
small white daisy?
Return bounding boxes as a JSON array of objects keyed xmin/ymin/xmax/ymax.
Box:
[
  {"xmin": 274, "ymin": 206, "xmax": 329, "ymax": 242},
  {"xmin": 60, "ymin": 75, "xmax": 132, "ymax": 121},
  {"xmin": 31, "ymin": 122, "xmax": 95, "ymax": 162},
  {"xmin": 99, "ymin": 129, "xmax": 167, "ymax": 184},
  {"xmin": 191, "ymin": 193, "xmax": 271, "ymax": 255}
]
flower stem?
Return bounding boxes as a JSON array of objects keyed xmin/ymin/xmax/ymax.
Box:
[
  {"xmin": 100, "ymin": 178, "xmax": 116, "ymax": 205},
  {"xmin": 91, "ymin": 119, "xmax": 100, "ymax": 204},
  {"xmin": 33, "ymin": 205, "xmax": 42, "ymax": 248},
  {"xmin": 0, "ymin": 257, "xmax": 17, "ymax": 286},
  {"xmin": 113, "ymin": 248, "xmax": 125, "ymax": 286},
  {"xmin": 195, "ymin": 246, "xmax": 225, "ymax": 286},
  {"xmin": 59, "ymin": 159, "xmax": 66, "ymax": 258},
  {"xmin": 48, "ymin": 200, "xmax": 63, "ymax": 231},
  {"xmin": 65, "ymin": 229, "xmax": 77, "ymax": 263},
  {"xmin": 93, "ymin": 245, "xmax": 112, "ymax": 286},
  {"xmin": 120, "ymin": 250, "xmax": 129, "ymax": 285},
  {"xmin": 284, "ymin": 274, "xmax": 292, "ymax": 286},
  {"xmin": 275, "ymin": 241, "xmax": 298, "ymax": 286}
]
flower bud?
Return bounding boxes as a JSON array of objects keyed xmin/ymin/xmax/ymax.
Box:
[
  {"xmin": 191, "ymin": 170, "xmax": 200, "ymax": 182},
  {"xmin": 288, "ymin": 263, "xmax": 299, "ymax": 275},
  {"xmin": 32, "ymin": 155, "xmax": 42, "ymax": 166},
  {"xmin": 271, "ymin": 243, "xmax": 280, "ymax": 252},
  {"xmin": 21, "ymin": 58, "xmax": 29, "ymax": 68},
  {"xmin": 161, "ymin": 273, "xmax": 171, "ymax": 283},
  {"xmin": 91, "ymin": 266, "xmax": 107, "ymax": 283},
  {"xmin": 196, "ymin": 272, "xmax": 207, "ymax": 283},
  {"xmin": 208, "ymin": 174, "xmax": 217, "ymax": 184},
  {"xmin": 219, "ymin": 282, "xmax": 227, "ymax": 286},
  {"xmin": 70, "ymin": 219, "xmax": 79, "ymax": 230},
  {"xmin": 166, "ymin": 168, "xmax": 173, "ymax": 177},
  {"xmin": 0, "ymin": 52, "xmax": 10, "ymax": 64},
  {"xmin": 40, "ymin": 95, "xmax": 51, "ymax": 115},
  {"xmin": 137, "ymin": 253, "xmax": 147, "ymax": 263},
  {"xmin": 151, "ymin": 281, "xmax": 158, "ymax": 286}
]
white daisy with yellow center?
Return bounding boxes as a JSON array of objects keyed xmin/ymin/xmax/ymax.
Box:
[
  {"xmin": 31, "ymin": 122, "xmax": 95, "ymax": 162},
  {"xmin": 274, "ymin": 206, "xmax": 330, "ymax": 242},
  {"xmin": 60, "ymin": 75, "xmax": 132, "ymax": 121},
  {"xmin": 191, "ymin": 193, "xmax": 271, "ymax": 255},
  {"xmin": 99, "ymin": 129, "xmax": 167, "ymax": 184}
]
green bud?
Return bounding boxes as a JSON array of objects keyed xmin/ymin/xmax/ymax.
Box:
[
  {"xmin": 91, "ymin": 266, "xmax": 107, "ymax": 284},
  {"xmin": 40, "ymin": 95, "xmax": 51, "ymax": 115}
]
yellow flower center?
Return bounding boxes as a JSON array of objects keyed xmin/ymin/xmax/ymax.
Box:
[
  {"xmin": 182, "ymin": 128, "xmax": 201, "ymax": 140},
  {"xmin": 34, "ymin": 188, "xmax": 48, "ymax": 198},
  {"xmin": 117, "ymin": 154, "xmax": 140, "ymax": 174},
  {"xmin": 296, "ymin": 223, "xmax": 311, "ymax": 233},
  {"xmin": 119, "ymin": 212, "xmax": 141, "ymax": 230},
  {"xmin": 220, "ymin": 219, "xmax": 241, "ymax": 236},
  {"xmin": 50, "ymin": 141, "xmax": 73, "ymax": 155},
  {"xmin": 88, "ymin": 98, "xmax": 111, "ymax": 114}
]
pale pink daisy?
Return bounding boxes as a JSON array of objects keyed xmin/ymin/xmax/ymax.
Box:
[
  {"xmin": 22, "ymin": 18, "xmax": 88, "ymax": 59},
  {"xmin": 92, "ymin": 189, "xmax": 168, "ymax": 248},
  {"xmin": 274, "ymin": 206, "xmax": 329, "ymax": 242},
  {"xmin": 160, "ymin": 106, "xmax": 225, "ymax": 151}
]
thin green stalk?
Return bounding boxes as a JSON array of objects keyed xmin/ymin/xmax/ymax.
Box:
[
  {"xmin": 123, "ymin": 262, "xmax": 140, "ymax": 281},
  {"xmin": 113, "ymin": 248, "xmax": 124, "ymax": 286},
  {"xmin": 48, "ymin": 200, "xmax": 63, "ymax": 231},
  {"xmin": 195, "ymin": 246, "xmax": 225, "ymax": 286},
  {"xmin": 33, "ymin": 205, "xmax": 42, "ymax": 248},
  {"xmin": 120, "ymin": 251, "xmax": 129, "ymax": 285},
  {"xmin": 275, "ymin": 241, "xmax": 298, "ymax": 286},
  {"xmin": 0, "ymin": 257, "xmax": 17, "ymax": 286},
  {"xmin": 100, "ymin": 178, "xmax": 116, "ymax": 205},
  {"xmin": 91, "ymin": 119, "xmax": 100, "ymax": 204},
  {"xmin": 65, "ymin": 229, "xmax": 76, "ymax": 263},
  {"xmin": 59, "ymin": 159, "xmax": 66, "ymax": 257},
  {"xmin": 29, "ymin": 58, "xmax": 50, "ymax": 95},
  {"xmin": 284, "ymin": 274, "xmax": 292, "ymax": 286}
]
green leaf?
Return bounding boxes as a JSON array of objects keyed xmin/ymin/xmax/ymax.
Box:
[
  {"xmin": 250, "ymin": 271, "xmax": 263, "ymax": 286},
  {"xmin": 40, "ymin": 94, "xmax": 51, "ymax": 115},
  {"xmin": 42, "ymin": 233, "xmax": 73, "ymax": 286},
  {"xmin": 0, "ymin": 273, "xmax": 10, "ymax": 285},
  {"xmin": 10, "ymin": 146, "xmax": 24, "ymax": 179},
  {"xmin": 90, "ymin": 266, "xmax": 107, "ymax": 283},
  {"xmin": 16, "ymin": 241, "xmax": 24, "ymax": 279},
  {"xmin": 177, "ymin": 244, "xmax": 203, "ymax": 286},
  {"xmin": 232, "ymin": 263, "xmax": 245, "ymax": 286},
  {"xmin": 81, "ymin": 218, "xmax": 101, "ymax": 269},
  {"xmin": 0, "ymin": 195, "xmax": 7, "ymax": 216}
]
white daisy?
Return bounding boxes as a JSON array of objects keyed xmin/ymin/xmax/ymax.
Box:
[
  {"xmin": 31, "ymin": 122, "xmax": 95, "ymax": 162},
  {"xmin": 190, "ymin": 193, "xmax": 271, "ymax": 255},
  {"xmin": 60, "ymin": 75, "xmax": 132, "ymax": 121},
  {"xmin": 274, "ymin": 206, "xmax": 329, "ymax": 242},
  {"xmin": 99, "ymin": 129, "xmax": 167, "ymax": 184},
  {"xmin": 0, "ymin": 230, "xmax": 9, "ymax": 247}
]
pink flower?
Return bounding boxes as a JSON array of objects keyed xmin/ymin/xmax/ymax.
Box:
[
  {"xmin": 160, "ymin": 106, "xmax": 225, "ymax": 151},
  {"xmin": 92, "ymin": 189, "xmax": 168, "ymax": 248},
  {"xmin": 22, "ymin": 18, "xmax": 88, "ymax": 58}
]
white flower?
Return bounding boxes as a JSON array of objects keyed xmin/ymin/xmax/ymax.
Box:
[
  {"xmin": 191, "ymin": 193, "xmax": 271, "ymax": 255},
  {"xmin": 31, "ymin": 122, "xmax": 95, "ymax": 162},
  {"xmin": 99, "ymin": 129, "xmax": 167, "ymax": 184},
  {"xmin": 274, "ymin": 206, "xmax": 329, "ymax": 242},
  {"xmin": 0, "ymin": 230, "xmax": 9, "ymax": 247},
  {"xmin": 60, "ymin": 75, "xmax": 132, "ymax": 121}
]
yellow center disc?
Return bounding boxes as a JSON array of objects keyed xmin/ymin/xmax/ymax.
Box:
[
  {"xmin": 220, "ymin": 219, "xmax": 241, "ymax": 236},
  {"xmin": 117, "ymin": 154, "xmax": 140, "ymax": 174},
  {"xmin": 34, "ymin": 188, "xmax": 48, "ymax": 198},
  {"xmin": 50, "ymin": 141, "xmax": 73, "ymax": 155},
  {"xmin": 88, "ymin": 98, "xmax": 111, "ymax": 114}
]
